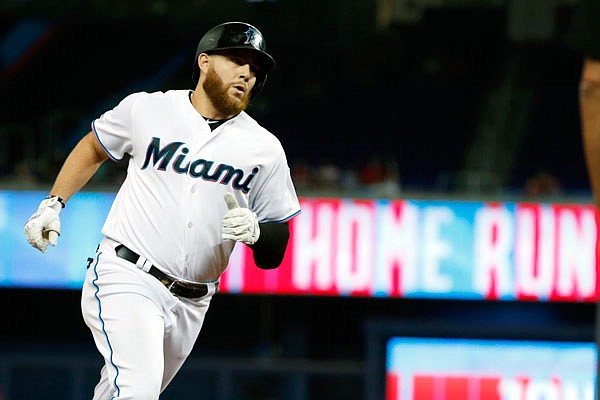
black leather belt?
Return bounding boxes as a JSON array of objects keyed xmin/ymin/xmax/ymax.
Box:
[{"xmin": 115, "ymin": 244, "xmax": 217, "ymax": 299}]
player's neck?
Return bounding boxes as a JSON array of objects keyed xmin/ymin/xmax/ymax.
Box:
[{"xmin": 189, "ymin": 89, "xmax": 236, "ymax": 120}]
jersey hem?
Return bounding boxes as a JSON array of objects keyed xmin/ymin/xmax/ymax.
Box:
[{"xmin": 273, "ymin": 209, "xmax": 301, "ymax": 223}]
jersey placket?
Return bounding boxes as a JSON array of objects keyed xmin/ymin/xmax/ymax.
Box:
[{"xmin": 180, "ymin": 123, "xmax": 215, "ymax": 276}]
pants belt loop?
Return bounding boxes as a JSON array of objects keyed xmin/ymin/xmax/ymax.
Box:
[
  {"xmin": 135, "ymin": 255, "xmax": 152, "ymax": 273},
  {"xmin": 207, "ymin": 281, "xmax": 218, "ymax": 296}
]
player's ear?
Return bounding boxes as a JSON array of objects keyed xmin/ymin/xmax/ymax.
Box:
[{"xmin": 198, "ymin": 53, "xmax": 210, "ymax": 75}]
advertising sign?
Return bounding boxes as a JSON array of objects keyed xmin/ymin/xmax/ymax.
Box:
[{"xmin": 2, "ymin": 191, "xmax": 598, "ymax": 302}]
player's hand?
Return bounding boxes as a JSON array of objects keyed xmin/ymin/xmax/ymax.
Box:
[
  {"xmin": 221, "ymin": 192, "xmax": 260, "ymax": 245},
  {"xmin": 24, "ymin": 196, "xmax": 63, "ymax": 253}
]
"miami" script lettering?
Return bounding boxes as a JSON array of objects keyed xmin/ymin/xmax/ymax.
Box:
[{"xmin": 141, "ymin": 137, "xmax": 258, "ymax": 193}]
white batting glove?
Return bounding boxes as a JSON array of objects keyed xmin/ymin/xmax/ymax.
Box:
[
  {"xmin": 24, "ymin": 196, "xmax": 63, "ymax": 253},
  {"xmin": 221, "ymin": 192, "xmax": 260, "ymax": 245}
]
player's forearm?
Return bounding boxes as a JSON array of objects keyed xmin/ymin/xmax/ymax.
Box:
[
  {"xmin": 49, "ymin": 132, "xmax": 108, "ymax": 202},
  {"xmin": 580, "ymin": 59, "xmax": 600, "ymax": 209}
]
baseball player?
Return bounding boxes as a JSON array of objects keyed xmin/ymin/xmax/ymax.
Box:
[
  {"xmin": 566, "ymin": 1, "xmax": 600, "ymax": 395},
  {"xmin": 24, "ymin": 21, "xmax": 300, "ymax": 399},
  {"xmin": 566, "ymin": 0, "xmax": 600, "ymax": 211}
]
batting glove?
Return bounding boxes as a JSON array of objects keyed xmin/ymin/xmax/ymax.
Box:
[
  {"xmin": 24, "ymin": 196, "xmax": 64, "ymax": 253},
  {"xmin": 221, "ymin": 192, "xmax": 260, "ymax": 245}
]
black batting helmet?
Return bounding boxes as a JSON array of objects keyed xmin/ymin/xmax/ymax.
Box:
[{"xmin": 192, "ymin": 22, "xmax": 275, "ymax": 98}]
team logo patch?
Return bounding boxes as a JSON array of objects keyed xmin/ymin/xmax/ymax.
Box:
[{"xmin": 243, "ymin": 27, "xmax": 260, "ymax": 47}]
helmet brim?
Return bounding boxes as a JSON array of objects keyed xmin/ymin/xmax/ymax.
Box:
[{"xmin": 205, "ymin": 47, "xmax": 275, "ymax": 74}]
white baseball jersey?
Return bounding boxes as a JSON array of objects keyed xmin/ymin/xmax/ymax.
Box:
[{"xmin": 91, "ymin": 89, "xmax": 301, "ymax": 282}]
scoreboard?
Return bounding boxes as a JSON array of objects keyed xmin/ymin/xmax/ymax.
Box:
[{"xmin": 385, "ymin": 337, "xmax": 596, "ymax": 400}]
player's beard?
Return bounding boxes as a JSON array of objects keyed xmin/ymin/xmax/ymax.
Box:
[{"xmin": 203, "ymin": 66, "xmax": 250, "ymax": 116}]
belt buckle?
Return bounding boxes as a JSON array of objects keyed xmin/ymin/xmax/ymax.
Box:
[
  {"xmin": 178, "ymin": 280, "xmax": 208, "ymax": 298},
  {"xmin": 160, "ymin": 278, "xmax": 175, "ymax": 289}
]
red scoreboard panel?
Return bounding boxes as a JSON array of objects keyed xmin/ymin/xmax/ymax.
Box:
[
  {"xmin": 388, "ymin": 373, "xmax": 502, "ymax": 400},
  {"xmin": 385, "ymin": 338, "xmax": 596, "ymax": 400}
]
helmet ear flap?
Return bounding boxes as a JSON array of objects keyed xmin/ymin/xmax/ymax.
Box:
[
  {"xmin": 251, "ymin": 74, "xmax": 267, "ymax": 99},
  {"xmin": 192, "ymin": 54, "xmax": 201, "ymax": 83}
]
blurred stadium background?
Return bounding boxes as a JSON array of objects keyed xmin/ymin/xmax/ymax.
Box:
[{"xmin": 0, "ymin": 0, "xmax": 597, "ymax": 399}]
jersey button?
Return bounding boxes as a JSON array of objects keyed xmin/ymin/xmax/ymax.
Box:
[
  {"xmin": 191, "ymin": 186, "xmax": 196, "ymax": 193},
  {"xmin": 187, "ymin": 221, "xmax": 193, "ymax": 228}
]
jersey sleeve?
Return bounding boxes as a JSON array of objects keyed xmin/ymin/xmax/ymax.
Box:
[
  {"xmin": 91, "ymin": 92, "xmax": 146, "ymax": 161},
  {"xmin": 250, "ymin": 147, "xmax": 301, "ymax": 223}
]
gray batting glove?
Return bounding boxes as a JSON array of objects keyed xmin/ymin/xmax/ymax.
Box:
[
  {"xmin": 221, "ymin": 192, "xmax": 260, "ymax": 245},
  {"xmin": 24, "ymin": 196, "xmax": 63, "ymax": 253}
]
